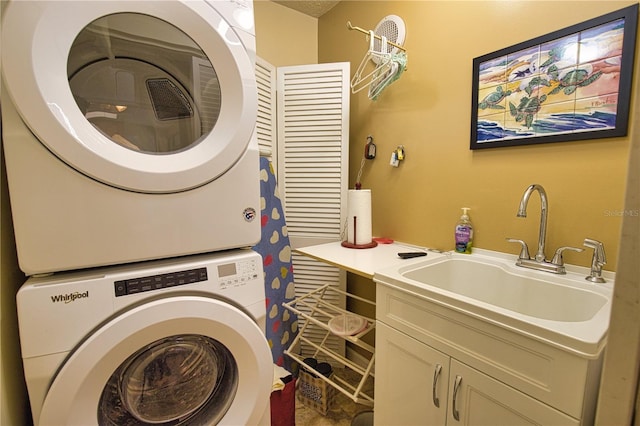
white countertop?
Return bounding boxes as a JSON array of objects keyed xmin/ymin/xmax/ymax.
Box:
[{"xmin": 294, "ymin": 240, "xmax": 439, "ymax": 279}]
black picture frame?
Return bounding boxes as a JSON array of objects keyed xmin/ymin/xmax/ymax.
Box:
[{"xmin": 470, "ymin": 4, "xmax": 638, "ymax": 150}]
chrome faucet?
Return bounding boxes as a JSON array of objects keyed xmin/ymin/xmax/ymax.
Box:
[
  {"xmin": 507, "ymin": 184, "xmax": 583, "ymax": 274},
  {"xmin": 584, "ymin": 238, "xmax": 606, "ymax": 283},
  {"xmin": 517, "ymin": 184, "xmax": 548, "ymax": 262}
]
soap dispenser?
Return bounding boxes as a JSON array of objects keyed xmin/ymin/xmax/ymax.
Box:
[{"xmin": 455, "ymin": 207, "xmax": 474, "ymax": 254}]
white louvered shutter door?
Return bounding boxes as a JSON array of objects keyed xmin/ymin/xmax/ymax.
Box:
[
  {"xmin": 276, "ymin": 63, "xmax": 350, "ymax": 360},
  {"xmin": 255, "ymin": 58, "xmax": 276, "ymax": 160}
]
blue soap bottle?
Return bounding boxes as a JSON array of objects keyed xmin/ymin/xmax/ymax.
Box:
[{"xmin": 455, "ymin": 207, "xmax": 474, "ymax": 254}]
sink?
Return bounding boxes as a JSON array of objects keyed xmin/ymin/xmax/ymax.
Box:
[
  {"xmin": 374, "ymin": 249, "xmax": 614, "ymax": 356},
  {"xmin": 402, "ymin": 257, "xmax": 607, "ymax": 322}
]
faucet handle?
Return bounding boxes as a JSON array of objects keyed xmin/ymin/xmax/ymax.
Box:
[
  {"xmin": 551, "ymin": 246, "xmax": 584, "ymax": 266},
  {"xmin": 506, "ymin": 238, "xmax": 530, "ymax": 260}
]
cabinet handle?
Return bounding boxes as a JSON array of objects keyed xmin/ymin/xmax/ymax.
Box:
[
  {"xmin": 432, "ymin": 364, "xmax": 442, "ymax": 407},
  {"xmin": 452, "ymin": 375, "xmax": 462, "ymax": 421}
]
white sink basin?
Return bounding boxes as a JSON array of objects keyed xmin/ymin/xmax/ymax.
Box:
[
  {"xmin": 403, "ymin": 257, "xmax": 607, "ymax": 322},
  {"xmin": 374, "ymin": 249, "xmax": 614, "ymax": 356}
]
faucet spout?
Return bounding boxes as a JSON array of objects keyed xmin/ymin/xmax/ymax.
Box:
[{"xmin": 517, "ymin": 184, "xmax": 548, "ymax": 262}]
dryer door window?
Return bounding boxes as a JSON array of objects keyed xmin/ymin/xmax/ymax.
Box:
[
  {"xmin": 1, "ymin": 2, "xmax": 257, "ymax": 193},
  {"xmin": 68, "ymin": 14, "xmax": 221, "ymax": 156},
  {"xmin": 99, "ymin": 335, "xmax": 237, "ymax": 425}
]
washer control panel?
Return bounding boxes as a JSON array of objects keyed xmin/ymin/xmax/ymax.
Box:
[
  {"xmin": 217, "ymin": 258, "xmax": 260, "ymax": 289},
  {"xmin": 114, "ymin": 267, "xmax": 208, "ymax": 297},
  {"xmin": 113, "ymin": 256, "xmax": 261, "ymax": 297}
]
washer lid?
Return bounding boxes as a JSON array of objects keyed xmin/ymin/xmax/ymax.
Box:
[
  {"xmin": 37, "ymin": 295, "xmax": 272, "ymax": 425},
  {"xmin": 1, "ymin": 1, "xmax": 257, "ymax": 193}
]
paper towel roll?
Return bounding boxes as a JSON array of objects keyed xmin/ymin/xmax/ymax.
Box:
[{"xmin": 346, "ymin": 189, "xmax": 373, "ymax": 245}]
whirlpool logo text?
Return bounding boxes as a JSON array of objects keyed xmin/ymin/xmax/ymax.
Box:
[{"xmin": 51, "ymin": 291, "xmax": 89, "ymax": 304}]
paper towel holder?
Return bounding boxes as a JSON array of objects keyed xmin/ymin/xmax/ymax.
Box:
[{"xmin": 341, "ymin": 216, "xmax": 378, "ymax": 249}]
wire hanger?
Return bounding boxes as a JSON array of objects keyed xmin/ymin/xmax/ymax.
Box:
[
  {"xmin": 368, "ymin": 60, "xmax": 399, "ymax": 99},
  {"xmin": 348, "ymin": 18, "xmax": 408, "ymax": 99},
  {"xmin": 350, "ymin": 31, "xmax": 394, "ymax": 94}
]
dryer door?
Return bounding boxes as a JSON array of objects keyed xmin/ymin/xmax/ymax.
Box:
[
  {"xmin": 37, "ymin": 295, "xmax": 272, "ymax": 425},
  {"xmin": 1, "ymin": 1, "xmax": 256, "ymax": 193}
]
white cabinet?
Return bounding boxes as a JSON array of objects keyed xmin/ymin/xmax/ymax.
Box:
[
  {"xmin": 375, "ymin": 322, "xmax": 577, "ymax": 426},
  {"xmin": 375, "ymin": 283, "xmax": 602, "ymax": 425},
  {"xmin": 447, "ymin": 360, "xmax": 577, "ymax": 425},
  {"xmin": 375, "ymin": 321, "xmax": 449, "ymax": 425}
]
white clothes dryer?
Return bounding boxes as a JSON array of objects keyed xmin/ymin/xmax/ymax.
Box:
[
  {"xmin": 1, "ymin": 0, "xmax": 261, "ymax": 275},
  {"xmin": 17, "ymin": 249, "xmax": 272, "ymax": 426}
]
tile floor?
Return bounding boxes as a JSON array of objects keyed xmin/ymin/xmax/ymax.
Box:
[{"xmin": 294, "ymin": 368, "xmax": 374, "ymax": 426}]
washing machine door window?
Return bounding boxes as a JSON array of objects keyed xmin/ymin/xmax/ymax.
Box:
[
  {"xmin": 1, "ymin": 2, "xmax": 256, "ymax": 193},
  {"xmin": 68, "ymin": 14, "xmax": 220, "ymax": 156},
  {"xmin": 36, "ymin": 295, "xmax": 272, "ymax": 426},
  {"xmin": 98, "ymin": 335, "xmax": 237, "ymax": 425}
]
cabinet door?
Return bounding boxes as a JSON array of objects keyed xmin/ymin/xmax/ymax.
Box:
[
  {"xmin": 375, "ymin": 322, "xmax": 450, "ymax": 426},
  {"xmin": 447, "ymin": 360, "xmax": 579, "ymax": 426}
]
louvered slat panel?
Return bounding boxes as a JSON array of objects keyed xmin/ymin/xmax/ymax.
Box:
[
  {"xmin": 277, "ymin": 63, "xmax": 350, "ymax": 361},
  {"xmin": 278, "ymin": 63, "xmax": 348, "ymax": 241},
  {"xmin": 255, "ymin": 58, "xmax": 276, "ymax": 160}
]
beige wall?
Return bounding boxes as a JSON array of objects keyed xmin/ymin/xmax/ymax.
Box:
[
  {"xmin": 319, "ymin": 1, "xmax": 638, "ymax": 271},
  {"xmin": 254, "ymin": 0, "xmax": 318, "ymax": 66}
]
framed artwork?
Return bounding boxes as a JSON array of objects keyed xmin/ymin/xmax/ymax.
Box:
[{"xmin": 470, "ymin": 4, "xmax": 638, "ymax": 149}]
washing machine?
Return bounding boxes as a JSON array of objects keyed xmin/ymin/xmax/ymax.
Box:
[
  {"xmin": 1, "ymin": 0, "xmax": 261, "ymax": 275},
  {"xmin": 17, "ymin": 249, "xmax": 273, "ymax": 425}
]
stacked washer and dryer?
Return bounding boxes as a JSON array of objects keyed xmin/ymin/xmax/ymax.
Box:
[{"xmin": 1, "ymin": 1, "xmax": 273, "ymax": 424}]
